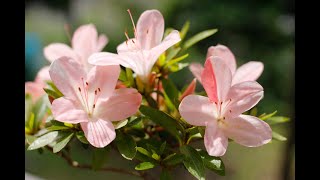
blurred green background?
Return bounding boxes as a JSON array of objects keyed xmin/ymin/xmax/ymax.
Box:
[{"xmin": 25, "ymin": 0, "xmax": 295, "ymax": 179}]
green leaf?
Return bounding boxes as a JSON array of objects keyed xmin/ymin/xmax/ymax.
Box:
[
  {"xmin": 160, "ymin": 169, "xmax": 172, "ymax": 180},
  {"xmin": 164, "ymin": 54, "xmax": 189, "ymax": 68},
  {"xmin": 152, "ymin": 153, "xmax": 161, "ymax": 161},
  {"xmin": 135, "ymin": 162, "xmax": 156, "ymax": 170},
  {"xmin": 46, "ymin": 125, "xmax": 71, "ymax": 131},
  {"xmin": 265, "ymin": 116, "xmax": 290, "ymax": 125},
  {"xmin": 259, "ymin": 110, "xmax": 277, "ymax": 120},
  {"xmin": 114, "ymin": 119, "xmax": 128, "ymax": 129},
  {"xmin": 43, "ymin": 88, "xmax": 62, "ymax": 99},
  {"xmin": 162, "ymin": 153, "xmax": 185, "ymax": 166},
  {"xmin": 53, "ymin": 132, "xmax": 74, "ymax": 153},
  {"xmin": 139, "ymin": 105, "xmax": 183, "ymax": 144},
  {"xmin": 76, "ymin": 131, "xmax": 89, "ymax": 144},
  {"xmin": 198, "ymin": 149, "xmax": 225, "ymax": 176},
  {"xmin": 159, "ymin": 141, "xmax": 166, "ymax": 155},
  {"xmin": 169, "ymin": 62, "xmax": 190, "ymax": 72},
  {"xmin": 119, "ymin": 68, "xmax": 127, "ymax": 82},
  {"xmin": 272, "ymin": 131, "xmax": 287, "ymax": 141},
  {"xmin": 33, "ymin": 96, "xmax": 49, "ymax": 128},
  {"xmin": 180, "ymin": 21, "xmax": 190, "ymax": 40},
  {"xmin": 183, "ymin": 29, "xmax": 218, "ymax": 50},
  {"xmin": 127, "ymin": 117, "xmax": 143, "ymax": 127},
  {"xmin": 27, "ymin": 131, "xmax": 59, "ymax": 150},
  {"xmin": 134, "ymin": 151, "xmax": 157, "ymax": 163},
  {"xmin": 126, "ymin": 68, "xmax": 134, "ymax": 87},
  {"xmin": 180, "ymin": 145, "xmax": 205, "ymax": 180},
  {"xmin": 136, "ymin": 147, "xmax": 151, "ymax": 157},
  {"xmin": 92, "ymin": 146, "xmax": 110, "ymax": 170},
  {"xmin": 161, "ymin": 78, "xmax": 180, "ymax": 109},
  {"xmin": 27, "ymin": 112, "xmax": 35, "ymax": 131},
  {"xmin": 250, "ymin": 107, "xmax": 258, "ymax": 116},
  {"xmin": 25, "ymin": 134, "xmax": 37, "ymax": 145},
  {"xmin": 115, "ymin": 131, "xmax": 137, "ymax": 160},
  {"xmin": 165, "ymin": 47, "xmax": 181, "ymax": 62}
]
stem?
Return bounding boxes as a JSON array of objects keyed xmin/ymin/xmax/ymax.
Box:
[{"xmin": 45, "ymin": 146, "xmax": 144, "ymax": 179}]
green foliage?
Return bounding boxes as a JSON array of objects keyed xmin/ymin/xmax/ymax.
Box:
[
  {"xmin": 27, "ymin": 131, "xmax": 59, "ymax": 150},
  {"xmin": 115, "ymin": 131, "xmax": 137, "ymax": 160},
  {"xmin": 182, "ymin": 29, "xmax": 218, "ymax": 50},
  {"xmin": 53, "ymin": 132, "xmax": 74, "ymax": 153},
  {"xmin": 92, "ymin": 146, "xmax": 110, "ymax": 170},
  {"xmin": 135, "ymin": 162, "xmax": 156, "ymax": 170},
  {"xmin": 180, "ymin": 145, "xmax": 205, "ymax": 180},
  {"xmin": 272, "ymin": 131, "xmax": 287, "ymax": 141},
  {"xmin": 198, "ymin": 149, "xmax": 225, "ymax": 176}
]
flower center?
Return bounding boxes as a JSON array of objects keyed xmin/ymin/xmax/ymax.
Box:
[
  {"xmin": 213, "ymin": 98, "xmax": 233, "ymax": 122},
  {"xmin": 77, "ymin": 77, "xmax": 102, "ymax": 117}
]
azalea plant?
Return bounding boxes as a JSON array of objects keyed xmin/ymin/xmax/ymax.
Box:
[{"xmin": 25, "ymin": 9, "xmax": 290, "ymax": 179}]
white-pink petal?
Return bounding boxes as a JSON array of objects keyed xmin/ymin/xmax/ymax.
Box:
[
  {"xmin": 72, "ymin": 24, "xmax": 98, "ymax": 60},
  {"xmin": 222, "ymin": 115, "xmax": 272, "ymax": 147},
  {"xmin": 137, "ymin": 9, "xmax": 164, "ymax": 50},
  {"xmin": 96, "ymin": 34, "xmax": 109, "ymax": 52},
  {"xmin": 207, "ymin": 44, "xmax": 237, "ymax": 75},
  {"xmin": 35, "ymin": 66, "xmax": 51, "ymax": 83},
  {"xmin": 96, "ymin": 88, "xmax": 142, "ymax": 121},
  {"xmin": 232, "ymin": 61, "xmax": 264, "ymax": 85},
  {"xmin": 86, "ymin": 65, "xmax": 120, "ymax": 101},
  {"xmin": 204, "ymin": 121, "xmax": 228, "ymax": 157},
  {"xmin": 189, "ymin": 63, "xmax": 204, "ymax": 84},
  {"xmin": 49, "ymin": 56, "xmax": 87, "ymax": 100},
  {"xmin": 43, "ymin": 43, "xmax": 78, "ymax": 63},
  {"xmin": 225, "ymin": 81, "xmax": 263, "ymax": 119},
  {"xmin": 81, "ymin": 119, "xmax": 116, "ymax": 148},
  {"xmin": 179, "ymin": 95, "xmax": 217, "ymax": 126},
  {"xmin": 52, "ymin": 97, "xmax": 88, "ymax": 124}
]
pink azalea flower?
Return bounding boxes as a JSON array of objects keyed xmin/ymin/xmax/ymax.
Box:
[
  {"xmin": 189, "ymin": 44, "xmax": 264, "ymax": 85},
  {"xmin": 179, "ymin": 56, "xmax": 271, "ymax": 156},
  {"xmin": 44, "ymin": 24, "xmax": 108, "ymax": 72},
  {"xmin": 25, "ymin": 66, "xmax": 50, "ymax": 101},
  {"xmin": 49, "ymin": 57, "xmax": 142, "ymax": 148},
  {"xmin": 88, "ymin": 9, "xmax": 181, "ymax": 82}
]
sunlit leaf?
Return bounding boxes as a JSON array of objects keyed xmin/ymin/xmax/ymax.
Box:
[
  {"xmin": 135, "ymin": 162, "xmax": 156, "ymax": 170},
  {"xmin": 183, "ymin": 29, "xmax": 218, "ymax": 50},
  {"xmin": 198, "ymin": 149, "xmax": 225, "ymax": 176},
  {"xmin": 27, "ymin": 131, "xmax": 59, "ymax": 150},
  {"xmin": 180, "ymin": 145, "xmax": 205, "ymax": 180},
  {"xmin": 53, "ymin": 132, "xmax": 74, "ymax": 153},
  {"xmin": 116, "ymin": 131, "xmax": 137, "ymax": 160}
]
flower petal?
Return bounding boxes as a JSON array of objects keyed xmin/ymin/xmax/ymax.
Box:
[
  {"xmin": 117, "ymin": 38, "xmax": 141, "ymax": 53},
  {"xmin": 207, "ymin": 44, "xmax": 237, "ymax": 75},
  {"xmin": 88, "ymin": 52, "xmax": 139, "ymax": 73},
  {"xmin": 179, "ymin": 95, "xmax": 217, "ymax": 126},
  {"xmin": 223, "ymin": 115, "xmax": 272, "ymax": 147},
  {"xmin": 96, "ymin": 34, "xmax": 109, "ymax": 52},
  {"xmin": 35, "ymin": 66, "xmax": 51, "ymax": 83},
  {"xmin": 137, "ymin": 9, "xmax": 164, "ymax": 50},
  {"xmin": 225, "ymin": 81, "xmax": 263, "ymax": 118},
  {"xmin": 86, "ymin": 65, "xmax": 120, "ymax": 100},
  {"xmin": 43, "ymin": 43, "xmax": 78, "ymax": 63},
  {"xmin": 49, "ymin": 56, "xmax": 87, "ymax": 100},
  {"xmin": 189, "ymin": 63, "xmax": 204, "ymax": 84},
  {"xmin": 232, "ymin": 61, "xmax": 264, "ymax": 85},
  {"xmin": 81, "ymin": 119, "xmax": 116, "ymax": 148},
  {"xmin": 96, "ymin": 88, "xmax": 142, "ymax": 121},
  {"xmin": 25, "ymin": 82, "xmax": 45, "ymax": 101},
  {"xmin": 72, "ymin": 24, "xmax": 98, "ymax": 60},
  {"xmin": 52, "ymin": 97, "xmax": 88, "ymax": 123},
  {"xmin": 149, "ymin": 30, "xmax": 181, "ymax": 72},
  {"xmin": 201, "ymin": 56, "xmax": 232, "ymax": 103},
  {"xmin": 204, "ymin": 121, "xmax": 228, "ymax": 157},
  {"xmin": 180, "ymin": 78, "xmax": 197, "ymax": 101}
]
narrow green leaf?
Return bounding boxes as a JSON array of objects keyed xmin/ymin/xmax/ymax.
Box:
[
  {"xmin": 164, "ymin": 54, "xmax": 189, "ymax": 68},
  {"xmin": 115, "ymin": 131, "xmax": 137, "ymax": 160},
  {"xmin": 139, "ymin": 105, "xmax": 183, "ymax": 144},
  {"xmin": 259, "ymin": 110, "xmax": 277, "ymax": 120},
  {"xmin": 127, "ymin": 117, "xmax": 143, "ymax": 127},
  {"xmin": 134, "ymin": 151, "xmax": 157, "ymax": 163},
  {"xmin": 198, "ymin": 149, "xmax": 225, "ymax": 176},
  {"xmin": 27, "ymin": 112, "xmax": 35, "ymax": 131},
  {"xmin": 27, "ymin": 131, "xmax": 59, "ymax": 150},
  {"xmin": 152, "ymin": 153, "xmax": 161, "ymax": 161},
  {"xmin": 43, "ymin": 88, "xmax": 62, "ymax": 99},
  {"xmin": 114, "ymin": 119, "xmax": 128, "ymax": 129},
  {"xmin": 180, "ymin": 21, "xmax": 190, "ymax": 40},
  {"xmin": 180, "ymin": 145, "xmax": 205, "ymax": 180},
  {"xmin": 92, "ymin": 146, "xmax": 110, "ymax": 170},
  {"xmin": 160, "ymin": 169, "xmax": 172, "ymax": 180},
  {"xmin": 46, "ymin": 125, "xmax": 70, "ymax": 131},
  {"xmin": 169, "ymin": 62, "xmax": 189, "ymax": 72},
  {"xmin": 25, "ymin": 134, "xmax": 36, "ymax": 145},
  {"xmin": 159, "ymin": 141, "xmax": 166, "ymax": 155},
  {"xmin": 250, "ymin": 107, "xmax": 258, "ymax": 116},
  {"xmin": 162, "ymin": 153, "xmax": 185, "ymax": 166},
  {"xmin": 53, "ymin": 132, "xmax": 74, "ymax": 153},
  {"xmin": 46, "ymin": 81, "xmax": 63, "ymax": 97},
  {"xmin": 126, "ymin": 68, "xmax": 134, "ymax": 87},
  {"xmin": 183, "ymin": 29, "xmax": 218, "ymax": 50},
  {"xmin": 165, "ymin": 47, "xmax": 181, "ymax": 62},
  {"xmin": 265, "ymin": 116, "xmax": 290, "ymax": 125},
  {"xmin": 136, "ymin": 147, "xmax": 151, "ymax": 157},
  {"xmin": 76, "ymin": 131, "xmax": 89, "ymax": 144},
  {"xmin": 135, "ymin": 162, "xmax": 156, "ymax": 170},
  {"xmin": 272, "ymin": 131, "xmax": 287, "ymax": 141},
  {"xmin": 161, "ymin": 78, "xmax": 180, "ymax": 109}
]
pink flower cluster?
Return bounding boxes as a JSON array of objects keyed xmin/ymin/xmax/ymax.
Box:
[{"xmin": 25, "ymin": 9, "xmax": 271, "ymax": 155}]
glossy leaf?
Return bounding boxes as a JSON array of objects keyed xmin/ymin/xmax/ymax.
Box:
[
  {"xmin": 116, "ymin": 131, "xmax": 137, "ymax": 160},
  {"xmin": 272, "ymin": 131, "xmax": 287, "ymax": 141},
  {"xmin": 92, "ymin": 146, "xmax": 110, "ymax": 170},
  {"xmin": 46, "ymin": 125, "xmax": 70, "ymax": 131},
  {"xmin": 135, "ymin": 162, "xmax": 156, "ymax": 170},
  {"xmin": 198, "ymin": 149, "xmax": 225, "ymax": 176},
  {"xmin": 114, "ymin": 119, "xmax": 128, "ymax": 129},
  {"xmin": 183, "ymin": 29, "xmax": 218, "ymax": 50},
  {"xmin": 259, "ymin": 110, "xmax": 277, "ymax": 120},
  {"xmin": 27, "ymin": 131, "xmax": 59, "ymax": 150},
  {"xmin": 180, "ymin": 145, "xmax": 205, "ymax": 180},
  {"xmin": 53, "ymin": 132, "xmax": 74, "ymax": 153},
  {"xmin": 265, "ymin": 116, "xmax": 290, "ymax": 125},
  {"xmin": 76, "ymin": 131, "xmax": 89, "ymax": 144},
  {"xmin": 180, "ymin": 20, "xmax": 190, "ymax": 40},
  {"xmin": 162, "ymin": 153, "xmax": 185, "ymax": 166}
]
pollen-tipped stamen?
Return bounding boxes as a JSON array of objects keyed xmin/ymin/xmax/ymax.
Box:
[{"xmin": 127, "ymin": 9, "xmax": 137, "ymax": 38}]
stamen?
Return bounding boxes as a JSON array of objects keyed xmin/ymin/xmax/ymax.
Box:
[
  {"xmin": 124, "ymin": 31, "xmax": 130, "ymax": 41},
  {"xmin": 229, "ymin": 110, "xmax": 232, "ymax": 113},
  {"xmin": 81, "ymin": 78, "xmax": 90, "ymax": 112},
  {"xmin": 78, "ymin": 87, "xmax": 81, "ymax": 92},
  {"xmin": 127, "ymin": 9, "xmax": 137, "ymax": 37},
  {"xmin": 147, "ymin": 29, "xmax": 149, "ymax": 34},
  {"xmin": 132, "ymin": 39, "xmax": 135, "ymax": 44},
  {"xmin": 98, "ymin": 88, "xmax": 101, "ymax": 92}
]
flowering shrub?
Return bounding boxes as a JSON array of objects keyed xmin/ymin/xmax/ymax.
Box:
[{"xmin": 25, "ymin": 9, "xmax": 290, "ymax": 179}]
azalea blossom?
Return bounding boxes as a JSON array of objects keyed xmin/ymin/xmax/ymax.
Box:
[
  {"xmin": 44, "ymin": 24, "xmax": 108, "ymax": 72},
  {"xmin": 25, "ymin": 66, "xmax": 50, "ymax": 101},
  {"xmin": 189, "ymin": 44, "xmax": 264, "ymax": 85},
  {"xmin": 88, "ymin": 9, "xmax": 181, "ymax": 82},
  {"xmin": 179, "ymin": 56, "xmax": 271, "ymax": 156},
  {"xmin": 49, "ymin": 57, "xmax": 142, "ymax": 148}
]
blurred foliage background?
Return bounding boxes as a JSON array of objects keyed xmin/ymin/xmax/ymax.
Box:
[{"xmin": 25, "ymin": 0, "xmax": 295, "ymax": 179}]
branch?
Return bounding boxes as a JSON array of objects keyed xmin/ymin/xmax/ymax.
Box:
[{"xmin": 45, "ymin": 146, "xmax": 145, "ymax": 179}]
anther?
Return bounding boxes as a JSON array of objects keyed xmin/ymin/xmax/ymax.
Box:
[
  {"xmin": 132, "ymin": 39, "xmax": 135, "ymax": 44},
  {"xmin": 220, "ymin": 102, "xmax": 223, "ymax": 105},
  {"xmin": 95, "ymin": 90, "xmax": 97, "ymax": 95},
  {"xmin": 223, "ymin": 117, "xmax": 226, "ymax": 120},
  {"xmin": 147, "ymin": 29, "xmax": 149, "ymax": 34},
  {"xmin": 86, "ymin": 82, "xmax": 89, "ymax": 86},
  {"xmin": 98, "ymin": 88, "xmax": 101, "ymax": 92},
  {"xmin": 229, "ymin": 110, "xmax": 232, "ymax": 113},
  {"xmin": 214, "ymin": 102, "xmax": 217, "ymax": 105},
  {"xmin": 93, "ymin": 104, "xmax": 95, "ymax": 108},
  {"xmin": 78, "ymin": 87, "xmax": 81, "ymax": 92}
]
